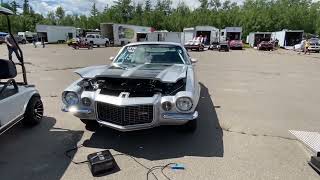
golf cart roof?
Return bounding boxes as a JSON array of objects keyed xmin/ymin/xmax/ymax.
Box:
[{"xmin": 0, "ymin": 7, "xmax": 14, "ymax": 15}]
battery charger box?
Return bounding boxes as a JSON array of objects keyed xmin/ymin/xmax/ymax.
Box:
[{"xmin": 87, "ymin": 150, "xmax": 117, "ymax": 176}]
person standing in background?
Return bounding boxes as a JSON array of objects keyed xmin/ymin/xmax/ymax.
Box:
[
  {"xmin": 41, "ymin": 37, "xmax": 45, "ymax": 48},
  {"xmin": 5, "ymin": 34, "xmax": 21, "ymax": 61},
  {"xmin": 304, "ymin": 39, "xmax": 310, "ymax": 55},
  {"xmin": 32, "ymin": 36, "xmax": 37, "ymax": 48}
]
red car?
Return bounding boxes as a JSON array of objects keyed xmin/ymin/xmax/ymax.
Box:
[
  {"xmin": 229, "ymin": 40, "xmax": 243, "ymax": 50},
  {"xmin": 258, "ymin": 41, "xmax": 274, "ymax": 51}
]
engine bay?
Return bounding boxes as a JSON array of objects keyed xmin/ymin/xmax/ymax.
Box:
[{"xmin": 93, "ymin": 77, "xmax": 186, "ymax": 97}]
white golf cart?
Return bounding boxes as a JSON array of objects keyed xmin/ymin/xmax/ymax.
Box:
[{"xmin": 0, "ymin": 7, "xmax": 43, "ymax": 135}]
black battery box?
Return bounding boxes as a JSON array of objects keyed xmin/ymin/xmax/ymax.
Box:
[
  {"xmin": 309, "ymin": 156, "xmax": 320, "ymax": 174},
  {"xmin": 87, "ymin": 150, "xmax": 117, "ymax": 176}
]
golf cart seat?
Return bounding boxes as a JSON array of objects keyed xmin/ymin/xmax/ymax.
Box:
[{"xmin": 0, "ymin": 59, "xmax": 18, "ymax": 99}]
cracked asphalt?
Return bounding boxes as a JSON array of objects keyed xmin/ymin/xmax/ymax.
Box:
[{"xmin": 0, "ymin": 44, "xmax": 319, "ymax": 180}]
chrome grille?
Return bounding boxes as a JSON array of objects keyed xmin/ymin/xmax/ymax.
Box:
[{"xmin": 97, "ymin": 102, "xmax": 154, "ymax": 126}]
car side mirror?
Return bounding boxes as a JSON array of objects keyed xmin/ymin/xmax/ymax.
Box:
[
  {"xmin": 109, "ymin": 56, "xmax": 114, "ymax": 62},
  {"xmin": 191, "ymin": 58, "xmax": 198, "ymax": 64}
]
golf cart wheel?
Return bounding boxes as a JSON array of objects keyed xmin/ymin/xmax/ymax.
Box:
[
  {"xmin": 80, "ymin": 119, "xmax": 99, "ymax": 131},
  {"xmin": 23, "ymin": 96, "xmax": 44, "ymax": 126},
  {"xmin": 180, "ymin": 118, "xmax": 197, "ymax": 133}
]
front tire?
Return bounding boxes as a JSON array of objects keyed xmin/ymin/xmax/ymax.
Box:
[
  {"xmin": 80, "ymin": 119, "xmax": 99, "ymax": 131},
  {"xmin": 23, "ymin": 96, "xmax": 44, "ymax": 126}
]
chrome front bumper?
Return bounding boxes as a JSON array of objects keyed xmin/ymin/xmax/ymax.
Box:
[{"xmin": 62, "ymin": 105, "xmax": 198, "ymax": 132}]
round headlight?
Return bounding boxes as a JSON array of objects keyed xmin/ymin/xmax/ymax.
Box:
[
  {"xmin": 162, "ymin": 101, "xmax": 172, "ymax": 111},
  {"xmin": 176, "ymin": 97, "xmax": 193, "ymax": 111},
  {"xmin": 64, "ymin": 92, "xmax": 79, "ymax": 105}
]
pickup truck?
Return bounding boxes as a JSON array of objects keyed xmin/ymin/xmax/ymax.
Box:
[{"xmin": 85, "ymin": 34, "xmax": 109, "ymax": 47}]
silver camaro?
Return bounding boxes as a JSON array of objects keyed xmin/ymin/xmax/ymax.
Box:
[{"xmin": 62, "ymin": 42, "xmax": 200, "ymax": 132}]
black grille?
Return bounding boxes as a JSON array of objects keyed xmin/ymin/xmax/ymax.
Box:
[{"xmin": 97, "ymin": 102, "xmax": 154, "ymax": 126}]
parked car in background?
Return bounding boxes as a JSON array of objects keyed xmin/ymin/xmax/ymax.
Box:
[
  {"xmin": 208, "ymin": 42, "xmax": 219, "ymax": 50},
  {"xmin": 184, "ymin": 39, "xmax": 205, "ymax": 51},
  {"xmin": 258, "ymin": 40, "xmax": 274, "ymax": 51},
  {"xmin": 229, "ymin": 40, "xmax": 243, "ymax": 50},
  {"xmin": 62, "ymin": 42, "xmax": 200, "ymax": 132},
  {"xmin": 85, "ymin": 34, "xmax": 109, "ymax": 47},
  {"xmin": 14, "ymin": 35, "xmax": 27, "ymax": 44},
  {"xmin": 293, "ymin": 40, "xmax": 305, "ymax": 52},
  {"xmin": 308, "ymin": 38, "xmax": 320, "ymax": 53},
  {"xmin": 294, "ymin": 38, "xmax": 320, "ymax": 53},
  {"xmin": 218, "ymin": 41, "xmax": 230, "ymax": 52}
]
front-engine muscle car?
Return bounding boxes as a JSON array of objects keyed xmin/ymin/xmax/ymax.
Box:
[{"xmin": 62, "ymin": 42, "xmax": 200, "ymax": 132}]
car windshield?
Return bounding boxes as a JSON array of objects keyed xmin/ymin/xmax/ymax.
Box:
[
  {"xmin": 114, "ymin": 44, "xmax": 187, "ymax": 65},
  {"xmin": 309, "ymin": 38, "xmax": 319, "ymax": 44}
]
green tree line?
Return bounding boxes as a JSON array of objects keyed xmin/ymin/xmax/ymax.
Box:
[{"xmin": 1, "ymin": 0, "xmax": 320, "ymax": 38}]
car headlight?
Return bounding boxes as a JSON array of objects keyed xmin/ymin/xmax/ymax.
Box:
[
  {"xmin": 64, "ymin": 92, "xmax": 79, "ymax": 105},
  {"xmin": 176, "ymin": 97, "xmax": 193, "ymax": 111}
]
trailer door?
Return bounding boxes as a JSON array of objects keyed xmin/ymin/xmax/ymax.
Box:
[
  {"xmin": 165, "ymin": 33, "xmax": 181, "ymax": 43},
  {"xmin": 184, "ymin": 32, "xmax": 194, "ymax": 44}
]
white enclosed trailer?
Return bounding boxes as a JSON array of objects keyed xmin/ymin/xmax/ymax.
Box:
[
  {"xmin": 147, "ymin": 31, "xmax": 184, "ymax": 44},
  {"xmin": 100, "ymin": 23, "xmax": 152, "ymax": 46},
  {"xmin": 220, "ymin": 27, "xmax": 242, "ymax": 42},
  {"xmin": 271, "ymin": 29, "xmax": 304, "ymax": 48},
  {"xmin": 248, "ymin": 32, "xmax": 272, "ymax": 47},
  {"xmin": 36, "ymin": 25, "xmax": 76, "ymax": 43},
  {"xmin": 183, "ymin": 26, "xmax": 219, "ymax": 45}
]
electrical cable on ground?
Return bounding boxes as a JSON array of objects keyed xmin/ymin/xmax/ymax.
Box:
[{"xmin": 65, "ymin": 144, "xmax": 178, "ymax": 180}]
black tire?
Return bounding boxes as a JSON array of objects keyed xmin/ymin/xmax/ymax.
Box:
[
  {"xmin": 80, "ymin": 119, "xmax": 99, "ymax": 131},
  {"xmin": 23, "ymin": 96, "xmax": 44, "ymax": 126},
  {"xmin": 180, "ymin": 118, "xmax": 197, "ymax": 133},
  {"xmin": 22, "ymin": 40, "xmax": 26, "ymax": 44},
  {"xmin": 97, "ymin": 45, "xmax": 100, "ymax": 48},
  {"xmin": 105, "ymin": 41, "xmax": 109, "ymax": 47}
]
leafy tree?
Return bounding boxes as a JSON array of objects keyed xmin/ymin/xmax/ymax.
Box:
[
  {"xmin": 91, "ymin": 2, "xmax": 99, "ymax": 17},
  {"xmin": 10, "ymin": 0, "xmax": 20, "ymax": 14},
  {"xmin": 23, "ymin": 0, "xmax": 29, "ymax": 14},
  {"xmin": 55, "ymin": 6, "xmax": 65, "ymax": 25},
  {"xmin": 145, "ymin": 0, "xmax": 151, "ymax": 11}
]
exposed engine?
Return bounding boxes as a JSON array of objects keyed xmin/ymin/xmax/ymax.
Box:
[{"xmin": 94, "ymin": 77, "xmax": 186, "ymax": 97}]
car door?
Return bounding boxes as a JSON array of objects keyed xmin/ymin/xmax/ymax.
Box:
[
  {"xmin": 96, "ymin": 35, "xmax": 103, "ymax": 45},
  {"xmin": 0, "ymin": 86, "xmax": 25, "ymax": 127}
]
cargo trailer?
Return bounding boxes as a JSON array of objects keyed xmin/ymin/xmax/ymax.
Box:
[
  {"xmin": 36, "ymin": 25, "xmax": 76, "ymax": 43},
  {"xmin": 220, "ymin": 27, "xmax": 242, "ymax": 42},
  {"xmin": 183, "ymin": 26, "xmax": 219, "ymax": 45},
  {"xmin": 100, "ymin": 23, "xmax": 153, "ymax": 46},
  {"xmin": 272, "ymin": 30, "xmax": 304, "ymax": 48},
  {"xmin": 247, "ymin": 32, "xmax": 272, "ymax": 47}
]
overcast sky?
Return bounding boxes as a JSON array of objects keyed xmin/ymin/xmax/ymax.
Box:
[{"xmin": 2, "ymin": 0, "xmax": 242, "ymax": 16}]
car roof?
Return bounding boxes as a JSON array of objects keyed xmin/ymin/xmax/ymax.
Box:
[
  {"xmin": 0, "ymin": 7, "xmax": 14, "ymax": 15},
  {"xmin": 124, "ymin": 42, "xmax": 184, "ymax": 48}
]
